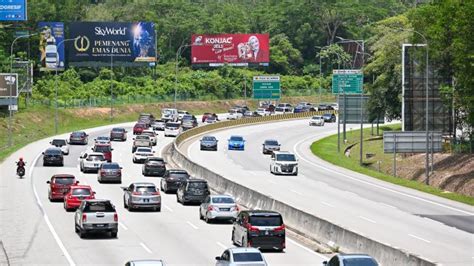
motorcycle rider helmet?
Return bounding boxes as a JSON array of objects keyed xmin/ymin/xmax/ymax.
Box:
[{"xmin": 19, "ymin": 157, "xmax": 23, "ymax": 161}]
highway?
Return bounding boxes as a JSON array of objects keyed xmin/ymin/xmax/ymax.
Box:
[
  {"xmin": 0, "ymin": 122, "xmax": 328, "ymax": 265},
  {"xmin": 182, "ymin": 119, "xmax": 474, "ymax": 266}
]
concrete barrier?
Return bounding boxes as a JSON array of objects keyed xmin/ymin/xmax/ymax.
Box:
[{"xmin": 164, "ymin": 113, "xmax": 437, "ymax": 266}]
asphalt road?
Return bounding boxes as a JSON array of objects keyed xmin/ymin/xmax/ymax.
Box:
[
  {"xmin": 0, "ymin": 121, "xmax": 328, "ymax": 265},
  {"xmin": 183, "ymin": 119, "xmax": 474, "ymax": 266}
]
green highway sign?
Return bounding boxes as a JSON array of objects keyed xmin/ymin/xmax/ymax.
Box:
[
  {"xmin": 332, "ymin": 69, "xmax": 363, "ymax": 94},
  {"xmin": 253, "ymin": 76, "xmax": 281, "ymax": 99}
]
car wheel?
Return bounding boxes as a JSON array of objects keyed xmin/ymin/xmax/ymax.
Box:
[
  {"xmin": 128, "ymin": 200, "xmax": 133, "ymax": 211},
  {"xmin": 79, "ymin": 229, "xmax": 86, "ymax": 239},
  {"xmin": 160, "ymin": 182, "xmax": 164, "ymax": 191},
  {"xmin": 156, "ymin": 205, "xmax": 161, "ymax": 212},
  {"xmin": 205, "ymin": 213, "xmax": 211, "ymax": 224},
  {"xmin": 176, "ymin": 195, "xmax": 180, "ymax": 203},
  {"xmin": 231, "ymin": 230, "xmax": 236, "ymax": 245},
  {"xmin": 111, "ymin": 231, "xmax": 117, "ymax": 238},
  {"xmin": 164, "ymin": 184, "xmax": 168, "ymax": 193},
  {"xmin": 75, "ymin": 224, "xmax": 79, "ymax": 233},
  {"xmin": 199, "ymin": 209, "xmax": 204, "ymax": 220}
]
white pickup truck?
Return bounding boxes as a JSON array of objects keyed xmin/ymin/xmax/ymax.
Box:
[{"xmin": 74, "ymin": 199, "xmax": 118, "ymax": 238}]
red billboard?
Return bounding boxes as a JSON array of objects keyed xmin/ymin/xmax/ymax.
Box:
[{"xmin": 191, "ymin": 34, "xmax": 269, "ymax": 66}]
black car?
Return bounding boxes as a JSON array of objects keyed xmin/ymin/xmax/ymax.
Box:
[
  {"xmin": 42, "ymin": 147, "xmax": 64, "ymax": 166},
  {"xmin": 69, "ymin": 131, "xmax": 88, "ymax": 145},
  {"xmin": 200, "ymin": 136, "xmax": 218, "ymax": 151},
  {"xmin": 160, "ymin": 169, "xmax": 190, "ymax": 193},
  {"xmin": 97, "ymin": 162, "xmax": 122, "ymax": 183},
  {"xmin": 262, "ymin": 139, "xmax": 281, "ymax": 154},
  {"xmin": 322, "ymin": 113, "xmax": 337, "ymax": 122},
  {"xmin": 323, "ymin": 254, "xmax": 379, "ymax": 266},
  {"xmin": 232, "ymin": 210, "xmax": 285, "ymax": 251},
  {"xmin": 110, "ymin": 127, "xmax": 127, "ymax": 141},
  {"xmin": 142, "ymin": 157, "xmax": 166, "ymax": 177},
  {"xmin": 176, "ymin": 179, "xmax": 210, "ymax": 204}
]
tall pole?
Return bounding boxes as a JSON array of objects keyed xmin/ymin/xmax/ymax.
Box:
[
  {"xmin": 110, "ymin": 48, "xmax": 114, "ymax": 122},
  {"xmin": 319, "ymin": 51, "xmax": 322, "ymax": 104},
  {"xmin": 55, "ymin": 38, "xmax": 76, "ymax": 134},
  {"xmin": 175, "ymin": 44, "xmax": 191, "ymax": 109},
  {"xmin": 424, "ymin": 41, "xmax": 429, "ymax": 184}
]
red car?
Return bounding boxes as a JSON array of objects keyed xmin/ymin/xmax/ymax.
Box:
[
  {"xmin": 133, "ymin": 123, "xmax": 146, "ymax": 135},
  {"xmin": 47, "ymin": 174, "xmax": 79, "ymax": 201},
  {"xmin": 202, "ymin": 113, "xmax": 212, "ymax": 123},
  {"xmin": 64, "ymin": 185, "xmax": 95, "ymax": 211},
  {"xmin": 93, "ymin": 143, "xmax": 113, "ymax": 162}
]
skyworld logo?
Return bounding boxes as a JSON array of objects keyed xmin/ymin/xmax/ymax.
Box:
[{"xmin": 94, "ymin": 27, "xmax": 127, "ymax": 36}]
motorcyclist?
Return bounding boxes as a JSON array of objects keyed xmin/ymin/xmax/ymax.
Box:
[{"xmin": 16, "ymin": 157, "xmax": 26, "ymax": 173}]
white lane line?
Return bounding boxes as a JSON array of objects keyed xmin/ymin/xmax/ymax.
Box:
[
  {"xmin": 267, "ymin": 180, "xmax": 278, "ymax": 185},
  {"xmin": 290, "ymin": 189, "xmax": 303, "ymax": 196},
  {"xmin": 359, "ymin": 216, "xmax": 377, "ymax": 224},
  {"xmin": 118, "ymin": 222, "xmax": 128, "ymax": 230},
  {"xmin": 321, "ymin": 201, "xmax": 335, "ymax": 207},
  {"xmin": 140, "ymin": 242, "xmax": 153, "ymax": 254},
  {"xmin": 30, "ymin": 153, "xmax": 76, "ymax": 266},
  {"xmin": 216, "ymin": 241, "xmax": 227, "ymax": 249},
  {"xmin": 293, "ymin": 135, "xmax": 474, "ymax": 216},
  {"xmin": 186, "ymin": 221, "xmax": 199, "ymax": 230},
  {"xmin": 408, "ymin": 234, "xmax": 431, "ymax": 243},
  {"xmin": 163, "ymin": 205, "xmax": 173, "ymax": 212},
  {"xmin": 379, "ymin": 202, "xmax": 397, "ymax": 209},
  {"xmin": 286, "ymin": 238, "xmax": 328, "ymax": 260}
]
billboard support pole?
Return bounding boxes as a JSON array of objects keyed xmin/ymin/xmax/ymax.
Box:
[
  {"xmin": 110, "ymin": 50, "xmax": 114, "ymax": 122},
  {"xmin": 393, "ymin": 134, "xmax": 397, "ymax": 177},
  {"xmin": 175, "ymin": 44, "xmax": 192, "ymax": 108}
]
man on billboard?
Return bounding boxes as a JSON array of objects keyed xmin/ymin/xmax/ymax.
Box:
[
  {"xmin": 248, "ymin": 35, "xmax": 267, "ymax": 62},
  {"xmin": 132, "ymin": 22, "xmax": 155, "ymax": 62}
]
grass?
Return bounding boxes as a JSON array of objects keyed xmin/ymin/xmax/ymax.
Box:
[{"xmin": 311, "ymin": 124, "xmax": 474, "ymax": 206}]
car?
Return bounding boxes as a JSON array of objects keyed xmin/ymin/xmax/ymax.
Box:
[
  {"xmin": 200, "ymin": 135, "xmax": 218, "ymax": 151},
  {"xmin": 228, "ymin": 135, "xmax": 245, "ymax": 150},
  {"xmin": 133, "ymin": 122, "xmax": 147, "ymax": 135},
  {"xmin": 262, "ymin": 139, "xmax": 280, "ymax": 154},
  {"xmin": 92, "ymin": 143, "xmax": 113, "ymax": 162},
  {"xmin": 160, "ymin": 169, "xmax": 190, "ymax": 193},
  {"xmin": 151, "ymin": 119, "xmax": 166, "ymax": 131},
  {"xmin": 293, "ymin": 105, "xmax": 312, "ymax": 113},
  {"xmin": 199, "ymin": 195, "xmax": 239, "ymax": 223},
  {"xmin": 323, "ymin": 254, "xmax": 379, "ymax": 266},
  {"xmin": 215, "ymin": 247, "xmax": 267, "ymax": 266},
  {"xmin": 181, "ymin": 114, "xmax": 198, "ymax": 130},
  {"xmin": 202, "ymin": 112, "xmax": 213, "ymax": 123},
  {"xmin": 49, "ymin": 139, "xmax": 69, "ymax": 155},
  {"xmin": 322, "ymin": 113, "xmax": 337, "ymax": 122},
  {"xmin": 328, "ymin": 102, "xmax": 339, "ymax": 111},
  {"xmin": 164, "ymin": 122, "xmax": 182, "ymax": 137},
  {"xmin": 142, "ymin": 157, "xmax": 167, "ymax": 177},
  {"xmin": 161, "ymin": 108, "xmax": 178, "ymax": 122},
  {"xmin": 141, "ymin": 130, "xmax": 157, "ymax": 146},
  {"xmin": 274, "ymin": 107, "xmax": 293, "ymax": 115},
  {"xmin": 74, "ymin": 199, "xmax": 118, "ymax": 238},
  {"xmin": 309, "ymin": 115, "xmax": 325, "ymax": 126},
  {"xmin": 79, "ymin": 152, "xmax": 106, "ymax": 173},
  {"xmin": 204, "ymin": 116, "xmax": 218, "ymax": 124},
  {"xmin": 297, "ymin": 102, "xmax": 313, "ymax": 108},
  {"xmin": 123, "ymin": 182, "xmax": 161, "ymax": 212},
  {"xmin": 176, "ymin": 179, "xmax": 210, "ymax": 205},
  {"xmin": 231, "ymin": 210, "xmax": 285, "ymax": 251},
  {"xmin": 233, "ymin": 105, "xmax": 250, "ymax": 114},
  {"xmin": 138, "ymin": 113, "xmax": 153, "ymax": 128},
  {"xmin": 94, "ymin": 136, "xmax": 111, "ymax": 145},
  {"xmin": 177, "ymin": 110, "xmax": 190, "ymax": 120},
  {"xmin": 132, "ymin": 147, "xmax": 154, "ymax": 163},
  {"xmin": 318, "ymin": 103, "xmax": 333, "ymax": 111},
  {"xmin": 125, "ymin": 260, "xmax": 165, "ymax": 266},
  {"xmin": 270, "ymin": 151, "xmax": 298, "ymax": 175},
  {"xmin": 64, "ymin": 185, "xmax": 95, "ymax": 211},
  {"xmin": 132, "ymin": 135, "xmax": 152, "ymax": 152},
  {"xmin": 69, "ymin": 131, "xmax": 88, "ymax": 145},
  {"xmin": 97, "ymin": 162, "xmax": 122, "ymax": 183},
  {"xmin": 276, "ymin": 103, "xmax": 292, "ymax": 108},
  {"xmin": 110, "ymin": 127, "xmax": 127, "ymax": 141},
  {"xmin": 47, "ymin": 174, "xmax": 79, "ymax": 201},
  {"xmin": 256, "ymin": 108, "xmax": 271, "ymax": 116},
  {"xmin": 42, "ymin": 147, "xmax": 64, "ymax": 166},
  {"xmin": 228, "ymin": 109, "xmax": 243, "ymax": 120}
]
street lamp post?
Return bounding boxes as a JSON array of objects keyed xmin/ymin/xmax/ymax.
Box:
[{"xmin": 175, "ymin": 44, "xmax": 192, "ymax": 108}]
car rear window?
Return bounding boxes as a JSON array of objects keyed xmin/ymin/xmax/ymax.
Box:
[
  {"xmin": 188, "ymin": 182, "xmax": 208, "ymax": 189},
  {"xmin": 212, "ymin": 197, "xmax": 234, "ymax": 204},
  {"xmin": 72, "ymin": 132, "xmax": 85, "ymax": 137},
  {"xmin": 169, "ymin": 172, "xmax": 189, "ymax": 179},
  {"xmin": 233, "ymin": 252, "xmax": 263, "ymax": 262},
  {"xmin": 72, "ymin": 188, "xmax": 91, "ymax": 196},
  {"xmin": 166, "ymin": 123, "xmax": 180, "ymax": 127},
  {"xmin": 84, "ymin": 201, "xmax": 115, "ymax": 212},
  {"xmin": 112, "ymin": 128, "xmax": 125, "ymax": 132},
  {"xmin": 265, "ymin": 140, "xmax": 278, "ymax": 145},
  {"xmin": 46, "ymin": 149, "xmax": 62, "ymax": 155},
  {"xmin": 102, "ymin": 163, "xmax": 119, "ymax": 169},
  {"xmin": 87, "ymin": 155, "xmax": 104, "ymax": 161},
  {"xmin": 53, "ymin": 177, "xmax": 75, "ymax": 185},
  {"xmin": 51, "ymin": 139, "xmax": 66, "ymax": 146},
  {"xmin": 136, "ymin": 186, "xmax": 157, "ymax": 193},
  {"xmin": 136, "ymin": 148, "xmax": 152, "ymax": 153},
  {"xmin": 94, "ymin": 145, "xmax": 111, "ymax": 152},
  {"xmin": 249, "ymin": 215, "xmax": 283, "ymax": 226},
  {"xmin": 342, "ymin": 258, "xmax": 378, "ymax": 266}
]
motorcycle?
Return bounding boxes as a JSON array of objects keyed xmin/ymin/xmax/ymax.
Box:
[{"xmin": 16, "ymin": 163, "xmax": 25, "ymax": 178}]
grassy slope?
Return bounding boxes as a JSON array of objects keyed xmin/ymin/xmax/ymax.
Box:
[{"xmin": 311, "ymin": 124, "xmax": 474, "ymax": 206}]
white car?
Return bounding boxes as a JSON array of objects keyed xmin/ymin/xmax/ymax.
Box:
[
  {"xmin": 50, "ymin": 139, "xmax": 69, "ymax": 155},
  {"xmin": 161, "ymin": 108, "xmax": 178, "ymax": 122},
  {"xmin": 274, "ymin": 107, "xmax": 293, "ymax": 115},
  {"xmin": 132, "ymin": 147, "xmax": 154, "ymax": 163},
  {"xmin": 270, "ymin": 151, "xmax": 298, "ymax": 175},
  {"xmin": 94, "ymin": 136, "xmax": 111, "ymax": 145},
  {"xmin": 256, "ymin": 108, "xmax": 271, "ymax": 116},
  {"xmin": 199, "ymin": 195, "xmax": 239, "ymax": 223},
  {"xmin": 329, "ymin": 102, "xmax": 339, "ymax": 111},
  {"xmin": 141, "ymin": 130, "xmax": 157, "ymax": 146},
  {"xmin": 177, "ymin": 110, "xmax": 190, "ymax": 120},
  {"xmin": 227, "ymin": 109, "xmax": 243, "ymax": 120},
  {"xmin": 79, "ymin": 152, "xmax": 106, "ymax": 173},
  {"xmin": 164, "ymin": 122, "xmax": 182, "ymax": 137},
  {"xmin": 215, "ymin": 247, "xmax": 267, "ymax": 266},
  {"xmin": 309, "ymin": 116, "xmax": 325, "ymax": 126}
]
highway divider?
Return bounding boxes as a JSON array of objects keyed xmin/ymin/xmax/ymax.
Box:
[{"xmin": 165, "ymin": 112, "xmax": 436, "ymax": 266}]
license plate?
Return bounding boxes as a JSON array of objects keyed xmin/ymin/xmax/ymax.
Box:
[
  {"xmin": 143, "ymin": 199, "xmax": 150, "ymax": 203},
  {"xmin": 95, "ymin": 224, "xmax": 105, "ymax": 227},
  {"xmin": 94, "ymin": 164, "xmax": 99, "ymax": 167},
  {"xmin": 220, "ymin": 208, "xmax": 230, "ymax": 211}
]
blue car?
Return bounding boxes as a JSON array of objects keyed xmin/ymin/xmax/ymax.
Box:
[{"xmin": 228, "ymin": 135, "xmax": 245, "ymax": 150}]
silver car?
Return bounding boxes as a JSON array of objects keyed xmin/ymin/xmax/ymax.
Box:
[
  {"xmin": 215, "ymin": 247, "xmax": 267, "ymax": 266},
  {"xmin": 122, "ymin": 182, "xmax": 161, "ymax": 212},
  {"xmin": 199, "ymin": 195, "xmax": 239, "ymax": 223},
  {"xmin": 50, "ymin": 139, "xmax": 69, "ymax": 155},
  {"xmin": 323, "ymin": 254, "xmax": 378, "ymax": 266},
  {"xmin": 262, "ymin": 139, "xmax": 280, "ymax": 154}
]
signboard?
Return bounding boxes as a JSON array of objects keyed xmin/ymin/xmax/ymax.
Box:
[
  {"xmin": 0, "ymin": 0, "xmax": 27, "ymax": 21},
  {"xmin": 383, "ymin": 131, "xmax": 442, "ymax": 153},
  {"xmin": 8, "ymin": 105, "xmax": 18, "ymax": 111},
  {"xmin": 67, "ymin": 22, "xmax": 156, "ymax": 65},
  {"xmin": 38, "ymin": 22, "xmax": 65, "ymax": 71},
  {"xmin": 0, "ymin": 74, "xmax": 18, "ymax": 98},
  {"xmin": 332, "ymin": 69, "xmax": 363, "ymax": 94},
  {"xmin": 253, "ymin": 76, "xmax": 280, "ymax": 99},
  {"xmin": 338, "ymin": 95, "xmax": 384, "ymax": 124},
  {"xmin": 191, "ymin": 34, "xmax": 269, "ymax": 67},
  {"xmin": 0, "ymin": 98, "xmax": 17, "ymax": 106}
]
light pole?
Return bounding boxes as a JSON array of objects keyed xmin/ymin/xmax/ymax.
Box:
[
  {"xmin": 8, "ymin": 33, "xmax": 38, "ymax": 147},
  {"xmin": 54, "ymin": 38, "xmax": 77, "ymax": 134},
  {"xmin": 175, "ymin": 44, "xmax": 192, "ymax": 108},
  {"xmin": 110, "ymin": 48, "xmax": 114, "ymax": 122}
]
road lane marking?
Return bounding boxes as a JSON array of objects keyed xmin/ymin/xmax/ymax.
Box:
[
  {"xmin": 290, "ymin": 189, "xmax": 303, "ymax": 196},
  {"xmin": 186, "ymin": 221, "xmax": 199, "ymax": 230},
  {"xmin": 163, "ymin": 205, "xmax": 173, "ymax": 212},
  {"xmin": 293, "ymin": 135, "xmax": 474, "ymax": 216},
  {"xmin": 216, "ymin": 241, "xmax": 227, "ymax": 249},
  {"xmin": 359, "ymin": 216, "xmax": 377, "ymax": 224},
  {"xmin": 408, "ymin": 234, "xmax": 431, "ymax": 243},
  {"xmin": 267, "ymin": 180, "xmax": 278, "ymax": 185},
  {"xmin": 379, "ymin": 202, "xmax": 397, "ymax": 209},
  {"xmin": 140, "ymin": 242, "xmax": 153, "ymax": 254},
  {"xmin": 286, "ymin": 238, "xmax": 328, "ymax": 260},
  {"xmin": 118, "ymin": 222, "xmax": 128, "ymax": 230},
  {"xmin": 30, "ymin": 153, "xmax": 76, "ymax": 266},
  {"xmin": 321, "ymin": 201, "xmax": 335, "ymax": 207}
]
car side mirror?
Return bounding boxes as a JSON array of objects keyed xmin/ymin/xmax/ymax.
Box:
[
  {"xmin": 111, "ymin": 148, "xmax": 114, "ymax": 151},
  {"xmin": 133, "ymin": 138, "xmax": 135, "ymax": 140},
  {"xmin": 76, "ymin": 181, "xmax": 80, "ymax": 184},
  {"xmin": 90, "ymin": 147, "xmax": 93, "ymax": 150},
  {"xmin": 278, "ymin": 144, "xmax": 281, "ymax": 146},
  {"xmin": 92, "ymin": 191, "xmax": 96, "ymax": 195},
  {"xmin": 120, "ymin": 167, "xmax": 123, "ymax": 169},
  {"xmin": 49, "ymin": 141, "xmax": 52, "ymax": 144},
  {"xmin": 46, "ymin": 181, "xmax": 50, "ymax": 184},
  {"xmin": 121, "ymin": 187, "xmax": 127, "ymax": 191},
  {"xmin": 322, "ymin": 261, "xmax": 328, "ymax": 266},
  {"xmin": 94, "ymin": 139, "xmax": 97, "ymax": 141},
  {"xmin": 215, "ymin": 256, "xmax": 222, "ymax": 261},
  {"xmin": 42, "ymin": 152, "xmax": 44, "ymax": 155}
]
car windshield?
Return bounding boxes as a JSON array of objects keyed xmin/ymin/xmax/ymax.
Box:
[
  {"xmin": 312, "ymin": 116, "xmax": 322, "ymax": 119},
  {"xmin": 182, "ymin": 115, "xmax": 193, "ymax": 120},
  {"xmin": 112, "ymin": 128, "xmax": 125, "ymax": 132},
  {"xmin": 51, "ymin": 139, "xmax": 66, "ymax": 146},
  {"xmin": 53, "ymin": 177, "xmax": 75, "ymax": 185},
  {"xmin": 276, "ymin": 154, "xmax": 296, "ymax": 161},
  {"xmin": 323, "ymin": 114, "xmax": 331, "ymax": 117},
  {"xmin": 87, "ymin": 155, "xmax": 104, "ymax": 161},
  {"xmin": 212, "ymin": 197, "xmax": 234, "ymax": 204},
  {"xmin": 94, "ymin": 146, "xmax": 111, "ymax": 152},
  {"xmin": 84, "ymin": 201, "xmax": 115, "ymax": 212},
  {"xmin": 102, "ymin": 163, "xmax": 119, "ymax": 169},
  {"xmin": 72, "ymin": 188, "xmax": 91, "ymax": 196},
  {"xmin": 342, "ymin": 258, "xmax": 378, "ymax": 266},
  {"xmin": 249, "ymin": 215, "xmax": 283, "ymax": 226},
  {"xmin": 207, "ymin": 117, "xmax": 216, "ymax": 121},
  {"xmin": 202, "ymin": 136, "xmax": 216, "ymax": 141},
  {"xmin": 162, "ymin": 109, "xmax": 173, "ymax": 114},
  {"xmin": 46, "ymin": 149, "xmax": 62, "ymax": 155},
  {"xmin": 166, "ymin": 123, "xmax": 180, "ymax": 127},
  {"xmin": 169, "ymin": 172, "xmax": 189, "ymax": 179},
  {"xmin": 188, "ymin": 182, "xmax": 208, "ymax": 189},
  {"xmin": 233, "ymin": 252, "xmax": 264, "ymax": 262},
  {"xmin": 135, "ymin": 186, "xmax": 157, "ymax": 193},
  {"xmin": 230, "ymin": 136, "xmax": 243, "ymax": 141},
  {"xmin": 265, "ymin": 140, "xmax": 279, "ymax": 145}
]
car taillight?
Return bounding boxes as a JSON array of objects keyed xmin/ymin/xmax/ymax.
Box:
[
  {"xmin": 273, "ymin": 224, "xmax": 286, "ymax": 232},
  {"xmin": 151, "ymin": 191, "xmax": 160, "ymax": 196},
  {"xmin": 114, "ymin": 213, "xmax": 118, "ymax": 222},
  {"xmin": 246, "ymin": 224, "xmax": 260, "ymax": 233},
  {"xmin": 82, "ymin": 214, "xmax": 87, "ymax": 223},
  {"xmin": 207, "ymin": 205, "xmax": 215, "ymax": 211},
  {"xmin": 132, "ymin": 192, "xmax": 141, "ymax": 195},
  {"xmin": 234, "ymin": 205, "xmax": 240, "ymax": 212}
]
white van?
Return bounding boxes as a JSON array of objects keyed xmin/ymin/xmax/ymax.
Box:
[
  {"xmin": 164, "ymin": 122, "xmax": 182, "ymax": 137},
  {"xmin": 161, "ymin": 108, "xmax": 178, "ymax": 122}
]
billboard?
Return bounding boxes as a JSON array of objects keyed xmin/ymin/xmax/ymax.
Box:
[
  {"xmin": 0, "ymin": 0, "xmax": 27, "ymax": 21},
  {"xmin": 39, "ymin": 22, "xmax": 65, "ymax": 71},
  {"xmin": 0, "ymin": 74, "xmax": 18, "ymax": 98},
  {"xmin": 191, "ymin": 34, "xmax": 269, "ymax": 67},
  {"xmin": 383, "ymin": 131, "xmax": 442, "ymax": 153},
  {"xmin": 67, "ymin": 22, "xmax": 156, "ymax": 65}
]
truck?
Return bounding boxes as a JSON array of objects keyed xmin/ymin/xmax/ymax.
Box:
[
  {"xmin": 132, "ymin": 135, "xmax": 152, "ymax": 153},
  {"xmin": 74, "ymin": 199, "xmax": 118, "ymax": 238},
  {"xmin": 161, "ymin": 108, "xmax": 178, "ymax": 122}
]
